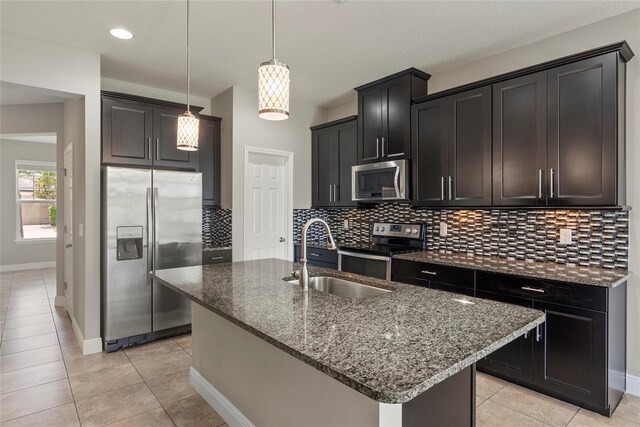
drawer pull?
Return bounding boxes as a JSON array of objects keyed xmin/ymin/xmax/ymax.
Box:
[
  {"xmin": 521, "ymin": 286, "xmax": 545, "ymax": 293},
  {"xmin": 421, "ymin": 270, "xmax": 437, "ymax": 276},
  {"xmin": 536, "ymin": 324, "xmax": 542, "ymax": 342},
  {"xmin": 208, "ymin": 256, "xmax": 224, "ymax": 260},
  {"xmin": 310, "ymin": 253, "xmax": 321, "ymax": 257}
]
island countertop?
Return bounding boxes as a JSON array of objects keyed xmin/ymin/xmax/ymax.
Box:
[{"xmin": 150, "ymin": 258, "xmax": 544, "ymax": 404}]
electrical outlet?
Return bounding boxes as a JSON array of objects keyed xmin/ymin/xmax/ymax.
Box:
[
  {"xmin": 343, "ymin": 219, "xmax": 349, "ymax": 230},
  {"xmin": 559, "ymin": 228, "xmax": 572, "ymax": 245},
  {"xmin": 439, "ymin": 222, "xmax": 448, "ymax": 237},
  {"xmin": 79, "ymin": 223, "xmax": 84, "ymax": 237}
]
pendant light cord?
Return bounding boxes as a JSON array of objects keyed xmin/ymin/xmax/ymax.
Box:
[
  {"xmin": 186, "ymin": 0, "xmax": 191, "ymax": 111},
  {"xmin": 272, "ymin": 0, "xmax": 276, "ymax": 60}
]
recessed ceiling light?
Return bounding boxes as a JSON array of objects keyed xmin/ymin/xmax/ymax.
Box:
[{"xmin": 109, "ymin": 28, "xmax": 133, "ymax": 40}]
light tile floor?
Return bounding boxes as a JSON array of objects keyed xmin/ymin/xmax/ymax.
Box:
[
  {"xmin": 1, "ymin": 268, "xmax": 639, "ymax": 426},
  {"xmin": 0, "ymin": 269, "xmax": 226, "ymax": 427}
]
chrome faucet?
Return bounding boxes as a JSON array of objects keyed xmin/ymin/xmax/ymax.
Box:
[{"xmin": 297, "ymin": 218, "xmax": 337, "ymax": 292}]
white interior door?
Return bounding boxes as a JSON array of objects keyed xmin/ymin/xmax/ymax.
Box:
[
  {"xmin": 63, "ymin": 144, "xmax": 74, "ymax": 316},
  {"xmin": 244, "ymin": 150, "xmax": 290, "ymax": 261}
]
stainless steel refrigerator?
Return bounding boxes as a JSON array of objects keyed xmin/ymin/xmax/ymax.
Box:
[{"xmin": 101, "ymin": 166, "xmax": 202, "ymax": 352}]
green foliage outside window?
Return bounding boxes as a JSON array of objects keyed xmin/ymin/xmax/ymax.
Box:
[{"xmin": 34, "ymin": 171, "xmax": 56, "ymax": 200}]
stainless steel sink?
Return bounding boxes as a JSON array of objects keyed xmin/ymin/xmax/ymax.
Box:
[{"xmin": 287, "ymin": 276, "xmax": 391, "ymax": 299}]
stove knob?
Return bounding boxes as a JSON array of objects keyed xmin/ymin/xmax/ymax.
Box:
[
  {"xmin": 375, "ymin": 226, "xmax": 379, "ymax": 232},
  {"xmin": 412, "ymin": 229, "xmax": 419, "ymax": 235},
  {"xmin": 405, "ymin": 228, "xmax": 411, "ymax": 234},
  {"xmin": 380, "ymin": 226, "xmax": 385, "ymax": 232}
]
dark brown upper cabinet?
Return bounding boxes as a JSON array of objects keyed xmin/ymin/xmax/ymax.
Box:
[
  {"xmin": 414, "ymin": 42, "xmax": 632, "ymax": 208},
  {"xmin": 102, "ymin": 97, "xmax": 154, "ymax": 167},
  {"xmin": 412, "ymin": 86, "xmax": 492, "ymax": 207},
  {"xmin": 101, "ymin": 91, "xmax": 203, "ymax": 170},
  {"xmin": 152, "ymin": 107, "xmax": 198, "ymax": 170},
  {"xmin": 311, "ymin": 117, "xmax": 358, "ymax": 208},
  {"xmin": 199, "ymin": 115, "xmax": 222, "ymax": 207},
  {"xmin": 355, "ymin": 69, "xmax": 430, "ymax": 164},
  {"xmin": 493, "ymin": 72, "xmax": 548, "ymax": 206},
  {"xmin": 547, "ymin": 53, "xmax": 618, "ymax": 206}
]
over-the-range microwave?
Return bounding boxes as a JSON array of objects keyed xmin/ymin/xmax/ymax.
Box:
[{"xmin": 352, "ymin": 160, "xmax": 408, "ymax": 202}]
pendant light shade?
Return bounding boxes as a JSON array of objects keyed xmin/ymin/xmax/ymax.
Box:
[
  {"xmin": 177, "ymin": 0, "xmax": 199, "ymax": 151},
  {"xmin": 258, "ymin": 59, "xmax": 290, "ymax": 120},
  {"xmin": 177, "ymin": 111, "xmax": 199, "ymax": 151},
  {"xmin": 258, "ymin": 0, "xmax": 289, "ymax": 120}
]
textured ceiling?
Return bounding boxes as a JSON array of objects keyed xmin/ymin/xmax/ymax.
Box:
[{"xmin": 1, "ymin": 1, "xmax": 638, "ymax": 108}]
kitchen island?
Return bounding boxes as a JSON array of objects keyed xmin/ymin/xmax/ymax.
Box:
[{"xmin": 151, "ymin": 258, "xmax": 545, "ymax": 427}]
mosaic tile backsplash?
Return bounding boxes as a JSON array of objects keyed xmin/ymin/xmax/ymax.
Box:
[
  {"xmin": 203, "ymin": 207, "xmax": 232, "ymax": 248},
  {"xmin": 293, "ymin": 204, "xmax": 629, "ymax": 269}
]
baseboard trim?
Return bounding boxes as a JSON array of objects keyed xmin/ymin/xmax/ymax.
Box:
[
  {"xmin": 70, "ymin": 316, "xmax": 102, "ymax": 356},
  {"xmin": 0, "ymin": 261, "xmax": 56, "ymax": 272},
  {"xmin": 54, "ymin": 296, "xmax": 65, "ymax": 307},
  {"xmin": 627, "ymin": 374, "xmax": 640, "ymax": 397},
  {"xmin": 189, "ymin": 367, "xmax": 254, "ymax": 427}
]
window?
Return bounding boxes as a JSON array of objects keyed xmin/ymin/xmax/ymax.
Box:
[{"xmin": 16, "ymin": 161, "xmax": 57, "ymax": 241}]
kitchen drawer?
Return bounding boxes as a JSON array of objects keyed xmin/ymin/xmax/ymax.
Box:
[
  {"xmin": 393, "ymin": 259, "xmax": 474, "ymax": 290},
  {"xmin": 476, "ymin": 271, "xmax": 607, "ymax": 312},
  {"xmin": 202, "ymin": 249, "xmax": 232, "ymax": 265},
  {"xmin": 430, "ymin": 281, "xmax": 474, "ymax": 297},
  {"xmin": 294, "ymin": 244, "xmax": 338, "ymax": 265}
]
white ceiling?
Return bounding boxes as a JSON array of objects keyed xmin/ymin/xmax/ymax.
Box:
[
  {"xmin": 0, "ymin": 85, "xmax": 67, "ymax": 105},
  {"xmin": 1, "ymin": 1, "xmax": 638, "ymax": 108}
]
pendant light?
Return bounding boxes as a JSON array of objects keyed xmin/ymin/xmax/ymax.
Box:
[
  {"xmin": 177, "ymin": 0, "xmax": 199, "ymax": 151},
  {"xmin": 258, "ymin": 0, "xmax": 290, "ymax": 120}
]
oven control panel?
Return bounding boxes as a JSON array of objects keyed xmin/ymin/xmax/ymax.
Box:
[{"xmin": 372, "ymin": 222, "xmax": 422, "ymax": 239}]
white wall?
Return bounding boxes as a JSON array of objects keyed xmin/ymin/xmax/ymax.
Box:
[
  {"xmin": 0, "ymin": 103, "xmax": 64, "ymax": 290},
  {"xmin": 0, "ymin": 138, "xmax": 57, "ymax": 266},
  {"xmin": 102, "ymin": 77, "xmax": 212, "ymax": 115},
  {"xmin": 229, "ymin": 86, "xmax": 327, "ymax": 260},
  {"xmin": 1, "ymin": 32, "xmax": 101, "ymax": 352},
  {"xmin": 327, "ymin": 98, "xmax": 357, "ymax": 122},
  {"xmin": 211, "ymin": 88, "xmax": 233, "ymax": 209}
]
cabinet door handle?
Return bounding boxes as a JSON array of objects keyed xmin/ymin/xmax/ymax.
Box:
[
  {"xmin": 536, "ymin": 324, "xmax": 543, "ymax": 342},
  {"xmin": 538, "ymin": 169, "xmax": 543, "ymax": 199},
  {"xmin": 549, "ymin": 168, "xmax": 555, "ymax": 199},
  {"xmin": 329, "ymin": 184, "xmax": 333, "ymax": 202},
  {"xmin": 521, "ymin": 286, "xmax": 545, "ymax": 293},
  {"xmin": 208, "ymin": 256, "xmax": 224, "ymax": 260},
  {"xmin": 310, "ymin": 253, "xmax": 321, "ymax": 257},
  {"xmin": 441, "ymin": 177, "xmax": 445, "ymax": 201},
  {"xmin": 381, "ymin": 137, "xmax": 386, "ymax": 157},
  {"xmin": 448, "ymin": 176, "xmax": 453, "ymax": 201},
  {"xmin": 376, "ymin": 137, "xmax": 380, "ymax": 158},
  {"xmin": 421, "ymin": 270, "xmax": 437, "ymax": 275},
  {"xmin": 155, "ymin": 138, "xmax": 160, "ymax": 161},
  {"xmin": 148, "ymin": 137, "xmax": 152, "ymax": 160}
]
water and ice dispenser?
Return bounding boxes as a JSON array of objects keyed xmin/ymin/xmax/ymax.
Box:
[{"xmin": 116, "ymin": 226, "xmax": 143, "ymax": 261}]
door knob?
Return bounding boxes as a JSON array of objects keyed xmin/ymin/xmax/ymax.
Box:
[
  {"xmin": 65, "ymin": 244, "xmax": 72, "ymax": 248},
  {"xmin": 279, "ymin": 237, "xmax": 286, "ymax": 243}
]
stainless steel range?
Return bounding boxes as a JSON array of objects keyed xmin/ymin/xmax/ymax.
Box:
[{"xmin": 338, "ymin": 222, "xmax": 425, "ymax": 280}]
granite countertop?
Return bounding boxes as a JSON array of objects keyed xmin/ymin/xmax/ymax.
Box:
[
  {"xmin": 151, "ymin": 259, "xmax": 544, "ymax": 404},
  {"xmin": 394, "ymin": 251, "xmax": 630, "ymax": 288}
]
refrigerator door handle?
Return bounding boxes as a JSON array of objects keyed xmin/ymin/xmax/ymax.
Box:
[
  {"xmin": 153, "ymin": 187, "xmax": 159, "ymax": 272},
  {"xmin": 146, "ymin": 187, "xmax": 153, "ymax": 284}
]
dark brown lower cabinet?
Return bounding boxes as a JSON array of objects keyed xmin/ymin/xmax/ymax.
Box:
[
  {"xmin": 532, "ymin": 301, "xmax": 607, "ymax": 410},
  {"xmin": 475, "ymin": 272, "xmax": 626, "ymax": 416},
  {"xmin": 293, "ymin": 244, "xmax": 338, "ymax": 270},
  {"xmin": 392, "ymin": 262, "xmax": 627, "ymax": 416},
  {"xmin": 476, "ymin": 291, "xmax": 534, "ymax": 384}
]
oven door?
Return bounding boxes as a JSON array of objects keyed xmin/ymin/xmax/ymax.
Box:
[
  {"xmin": 338, "ymin": 250, "xmax": 391, "ymax": 280},
  {"xmin": 352, "ymin": 160, "xmax": 407, "ymax": 202}
]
